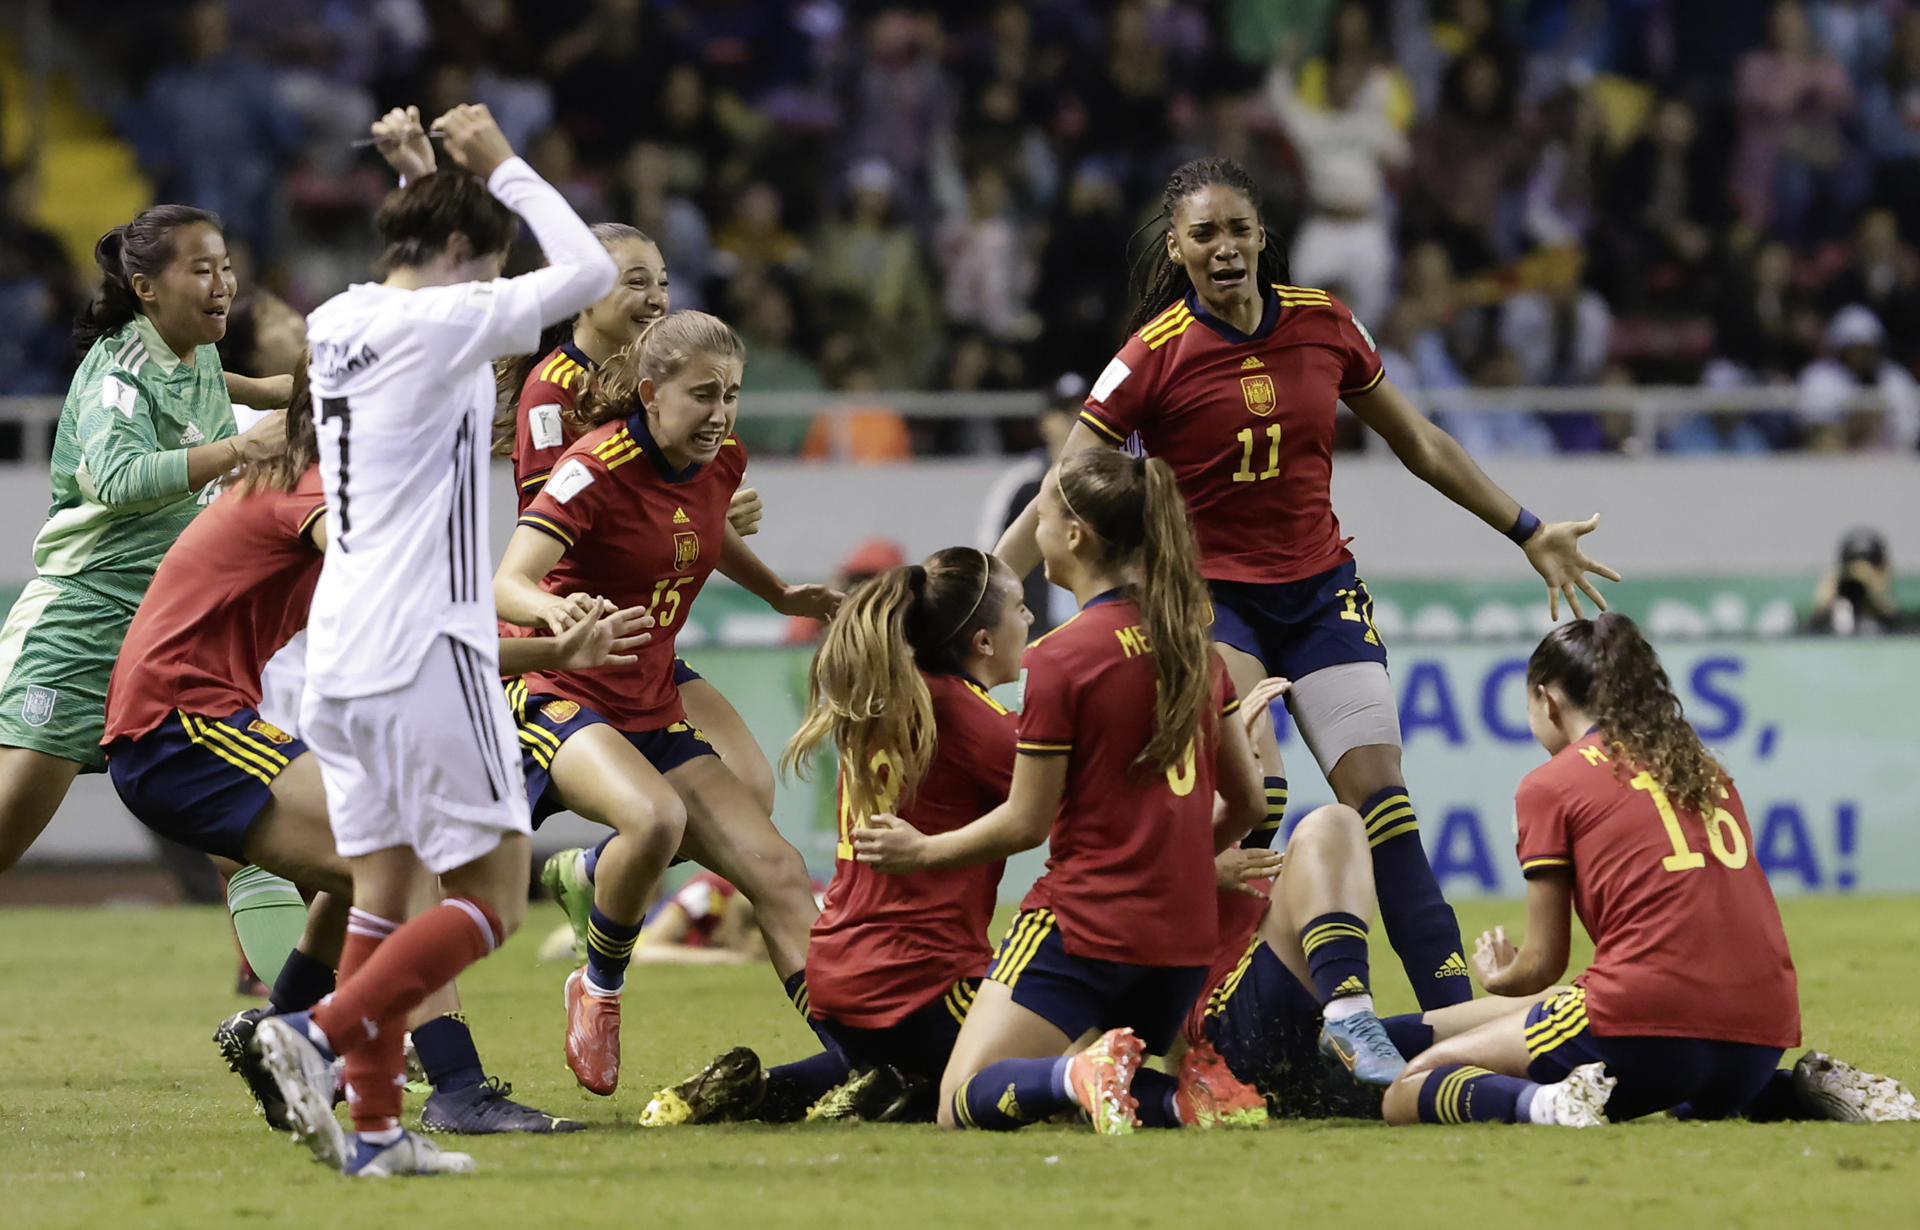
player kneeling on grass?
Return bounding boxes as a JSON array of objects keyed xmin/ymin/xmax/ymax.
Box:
[
  {"xmin": 856, "ymin": 451, "xmax": 1264, "ymax": 1134},
  {"xmin": 246, "ymin": 102, "xmax": 618, "ymax": 1178},
  {"xmin": 1382, "ymin": 614, "xmax": 1919, "ymax": 1128},
  {"xmin": 103, "ymin": 363, "xmax": 644, "ymax": 1137},
  {"xmin": 643, "ymin": 547, "xmax": 1031, "ymax": 1125}
]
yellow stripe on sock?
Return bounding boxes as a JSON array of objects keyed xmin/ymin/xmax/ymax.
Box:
[
  {"xmin": 1363, "ymin": 793, "xmax": 1413, "ymax": 825},
  {"xmin": 953, "ymin": 1076, "xmax": 979, "ymax": 1129},
  {"xmin": 1369, "ymin": 819, "xmax": 1421, "ymax": 847}
]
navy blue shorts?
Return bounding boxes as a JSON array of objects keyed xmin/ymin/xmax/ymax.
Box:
[
  {"xmin": 506, "ymin": 683, "xmax": 717, "ymax": 827},
  {"xmin": 1523, "ymin": 987, "xmax": 1784, "ymax": 1122},
  {"xmin": 815, "ymin": 978, "xmax": 979, "ymax": 1084},
  {"xmin": 105, "ymin": 708, "xmax": 307, "ymax": 863},
  {"xmin": 1203, "ymin": 939, "xmax": 1379, "ymax": 1118},
  {"xmin": 988, "ymin": 909, "xmax": 1205, "ymax": 1056},
  {"xmin": 1210, "ymin": 559, "xmax": 1387, "ymax": 682},
  {"xmin": 672, "ymin": 658, "xmax": 702, "ymax": 686}
]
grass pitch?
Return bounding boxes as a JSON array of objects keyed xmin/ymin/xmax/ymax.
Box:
[{"xmin": 2, "ymin": 897, "xmax": 1917, "ymax": 1230}]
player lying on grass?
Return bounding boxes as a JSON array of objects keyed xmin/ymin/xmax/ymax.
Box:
[
  {"xmin": 101, "ymin": 363, "xmax": 645, "ymax": 1135},
  {"xmin": 641, "ymin": 547, "xmax": 1030, "ymax": 1125},
  {"xmin": 856, "ymin": 451, "xmax": 1264, "ymax": 1134},
  {"xmin": 492, "ymin": 311, "xmax": 839, "ymax": 1097},
  {"xmin": 1383, "ymin": 614, "xmax": 1920, "ymax": 1126}
]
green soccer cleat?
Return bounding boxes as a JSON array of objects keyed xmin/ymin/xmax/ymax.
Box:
[
  {"xmin": 540, "ymin": 848, "xmax": 594, "ymax": 964},
  {"xmin": 640, "ymin": 1047, "xmax": 768, "ymax": 1126},
  {"xmin": 1793, "ymin": 1051, "xmax": 1920, "ymax": 1122},
  {"xmin": 1318, "ymin": 1011, "xmax": 1408, "ymax": 1087}
]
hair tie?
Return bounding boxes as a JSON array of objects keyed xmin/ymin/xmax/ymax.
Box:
[{"xmin": 907, "ymin": 564, "xmax": 928, "ymax": 593}]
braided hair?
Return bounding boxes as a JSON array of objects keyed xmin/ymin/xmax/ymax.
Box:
[{"xmin": 1122, "ymin": 157, "xmax": 1290, "ymax": 338}]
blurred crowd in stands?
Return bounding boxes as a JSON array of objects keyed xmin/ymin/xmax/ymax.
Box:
[{"xmin": 5, "ymin": 0, "xmax": 1920, "ymax": 456}]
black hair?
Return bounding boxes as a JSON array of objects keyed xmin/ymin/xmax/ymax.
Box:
[
  {"xmin": 374, "ymin": 167, "xmax": 518, "ymax": 276},
  {"xmin": 1123, "ymin": 157, "xmax": 1289, "ymax": 337},
  {"xmin": 72, "ymin": 204, "xmax": 224, "ymax": 357}
]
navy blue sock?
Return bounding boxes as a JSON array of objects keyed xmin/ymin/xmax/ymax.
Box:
[
  {"xmin": 584, "ymin": 905, "xmax": 641, "ymax": 992},
  {"xmin": 268, "ymin": 948, "xmax": 335, "ymax": 1014},
  {"xmin": 1245, "ymin": 776, "xmax": 1287, "ymax": 850},
  {"xmin": 765, "ymin": 1048, "xmax": 853, "ymax": 1113},
  {"xmin": 1132, "ymin": 1067, "xmax": 1182, "ymax": 1129},
  {"xmin": 781, "ymin": 970, "xmax": 840, "ymax": 1049},
  {"xmin": 1383, "ymin": 1013, "xmax": 1435, "ymax": 1059},
  {"xmin": 411, "ymin": 1013, "xmax": 485, "ymax": 1093},
  {"xmin": 1300, "ymin": 911, "xmax": 1371, "ymax": 1004},
  {"xmin": 581, "ymin": 835, "xmax": 614, "ymax": 884},
  {"xmin": 1360, "ymin": 785, "xmax": 1470, "ymax": 1010},
  {"xmin": 954, "ymin": 1058, "xmax": 1072, "ymax": 1130},
  {"xmin": 1416, "ymin": 1063, "xmax": 1537, "ymax": 1124}
]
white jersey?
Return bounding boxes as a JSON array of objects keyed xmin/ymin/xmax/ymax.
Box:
[{"xmin": 302, "ymin": 156, "xmax": 615, "ymax": 698}]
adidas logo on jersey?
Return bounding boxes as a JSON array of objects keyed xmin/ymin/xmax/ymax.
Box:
[
  {"xmin": 672, "ymin": 507, "xmax": 690, "ymax": 524},
  {"xmin": 1435, "ymin": 952, "xmax": 1469, "ymax": 979},
  {"xmin": 1240, "ymin": 356, "xmax": 1265, "ymax": 370},
  {"xmin": 180, "ymin": 423, "xmax": 204, "ymax": 445}
]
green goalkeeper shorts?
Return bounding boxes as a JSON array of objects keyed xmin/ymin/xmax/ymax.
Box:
[{"xmin": 0, "ymin": 577, "xmax": 133, "ymax": 773}]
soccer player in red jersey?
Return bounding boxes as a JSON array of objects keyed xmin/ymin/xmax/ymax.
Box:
[
  {"xmin": 857, "ymin": 450, "xmax": 1264, "ymax": 1134},
  {"xmin": 493, "ymin": 311, "xmax": 838, "ymax": 1096},
  {"xmin": 103, "ymin": 369, "xmax": 641, "ymax": 1137},
  {"xmin": 640, "ymin": 547, "xmax": 1032, "ymax": 1126},
  {"xmin": 996, "ymin": 156, "xmax": 1620, "ymax": 1012},
  {"xmin": 1382, "ymin": 614, "xmax": 1822, "ymax": 1126},
  {"xmin": 488, "ymin": 224, "xmax": 787, "ymax": 957}
]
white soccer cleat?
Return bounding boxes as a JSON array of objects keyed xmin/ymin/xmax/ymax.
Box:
[
  {"xmin": 345, "ymin": 1130, "xmax": 477, "ymax": 1177},
  {"xmin": 1535, "ymin": 1062, "xmax": 1615, "ymax": 1127},
  {"xmin": 253, "ymin": 1016, "xmax": 348, "ymax": 1167},
  {"xmin": 1793, "ymin": 1051, "xmax": 1920, "ymax": 1122}
]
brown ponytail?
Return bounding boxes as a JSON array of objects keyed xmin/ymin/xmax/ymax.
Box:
[
  {"xmin": 1526, "ymin": 612, "xmax": 1726, "ymax": 814},
  {"xmin": 233, "ymin": 349, "xmax": 319, "ymax": 495},
  {"xmin": 491, "ymin": 223, "xmax": 656, "ymax": 457},
  {"xmin": 782, "ymin": 547, "xmax": 1009, "ymax": 822},
  {"xmin": 1055, "ymin": 450, "xmax": 1214, "ymax": 774}
]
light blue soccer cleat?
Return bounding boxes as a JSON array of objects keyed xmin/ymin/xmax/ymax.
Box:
[
  {"xmin": 1318, "ymin": 1010, "xmax": 1408, "ymax": 1087},
  {"xmin": 252, "ymin": 1014, "xmax": 347, "ymax": 1168}
]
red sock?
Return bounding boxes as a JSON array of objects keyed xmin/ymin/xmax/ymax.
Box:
[
  {"xmin": 312, "ymin": 898, "xmax": 503, "ymax": 1058},
  {"xmin": 329, "ymin": 910, "xmax": 404, "ymax": 1132}
]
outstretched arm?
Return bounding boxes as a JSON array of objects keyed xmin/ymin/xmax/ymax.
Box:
[
  {"xmin": 992, "ymin": 420, "xmax": 1113, "ymax": 576},
  {"xmin": 719, "ymin": 524, "xmax": 842, "ymax": 620},
  {"xmin": 853, "ymin": 752, "xmax": 1065, "ymax": 873},
  {"xmin": 1346, "ymin": 378, "xmax": 1621, "ymax": 618}
]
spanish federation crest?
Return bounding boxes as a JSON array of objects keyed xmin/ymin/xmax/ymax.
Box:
[
  {"xmin": 21, "ymin": 685, "xmax": 56, "ymax": 727},
  {"xmin": 673, "ymin": 530, "xmax": 700, "ymax": 572},
  {"xmin": 248, "ymin": 718, "xmax": 293, "ymax": 745},
  {"xmin": 1240, "ymin": 373, "xmax": 1277, "ymax": 417},
  {"xmin": 542, "ymin": 699, "xmax": 581, "ymax": 723}
]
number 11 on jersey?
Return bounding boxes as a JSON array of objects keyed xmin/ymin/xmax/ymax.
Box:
[{"xmin": 1233, "ymin": 424, "xmax": 1281, "ymax": 483}]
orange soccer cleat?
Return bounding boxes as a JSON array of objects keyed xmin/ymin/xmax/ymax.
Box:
[
  {"xmin": 564, "ymin": 968, "xmax": 623, "ymax": 1095},
  {"xmin": 1066, "ymin": 1027, "xmax": 1145, "ymax": 1135},
  {"xmin": 1176, "ymin": 1040, "xmax": 1269, "ymax": 1128}
]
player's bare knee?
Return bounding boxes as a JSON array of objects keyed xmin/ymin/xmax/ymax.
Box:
[
  {"xmin": 1287, "ymin": 803, "xmax": 1366, "ymax": 855},
  {"xmin": 1381, "ymin": 1070, "xmax": 1425, "ymax": 1125}
]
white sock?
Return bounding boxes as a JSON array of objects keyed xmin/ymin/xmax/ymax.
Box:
[
  {"xmin": 1526, "ymin": 1082, "xmax": 1556, "ymax": 1125},
  {"xmin": 1322, "ymin": 993, "xmax": 1375, "ymax": 1022},
  {"xmin": 360, "ymin": 1125, "xmax": 404, "ymax": 1146},
  {"xmin": 583, "ymin": 972, "xmax": 623, "ymax": 997}
]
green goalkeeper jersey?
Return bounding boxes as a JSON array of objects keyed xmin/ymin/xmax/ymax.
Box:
[{"xmin": 33, "ymin": 313, "xmax": 236, "ymax": 612}]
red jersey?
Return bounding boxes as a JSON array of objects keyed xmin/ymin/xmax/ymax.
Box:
[
  {"xmin": 104, "ymin": 468, "xmax": 326, "ymax": 742},
  {"xmin": 808, "ymin": 671, "xmax": 1017, "ymax": 1028},
  {"xmin": 511, "ymin": 341, "xmax": 594, "ymax": 512},
  {"xmin": 516, "ymin": 414, "xmax": 745, "ymax": 730},
  {"xmin": 1016, "ymin": 592, "xmax": 1238, "ymax": 966},
  {"xmin": 1184, "ymin": 886, "xmax": 1273, "ymax": 1046},
  {"xmin": 1080, "ymin": 284, "xmax": 1383, "ymax": 584},
  {"xmin": 1515, "ymin": 731, "xmax": 1800, "ymax": 1048}
]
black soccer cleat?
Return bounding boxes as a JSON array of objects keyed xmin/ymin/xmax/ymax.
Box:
[
  {"xmin": 640, "ymin": 1047, "xmax": 768, "ymax": 1126},
  {"xmin": 214, "ymin": 1007, "xmax": 292, "ymax": 1131},
  {"xmin": 806, "ymin": 1065, "xmax": 935, "ymax": 1123},
  {"xmin": 419, "ymin": 1077, "xmax": 585, "ymax": 1134}
]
